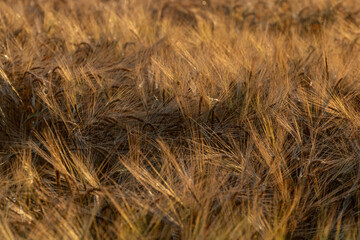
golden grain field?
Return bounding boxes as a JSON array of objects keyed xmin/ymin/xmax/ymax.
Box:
[{"xmin": 1, "ymin": 0, "xmax": 360, "ymax": 239}]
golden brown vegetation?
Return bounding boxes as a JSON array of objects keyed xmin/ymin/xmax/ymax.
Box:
[{"xmin": 1, "ymin": 0, "xmax": 360, "ymax": 239}]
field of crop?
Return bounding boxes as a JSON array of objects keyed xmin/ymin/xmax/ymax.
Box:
[{"xmin": 1, "ymin": 0, "xmax": 360, "ymax": 239}]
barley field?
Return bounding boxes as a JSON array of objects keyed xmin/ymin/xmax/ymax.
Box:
[{"xmin": 1, "ymin": 0, "xmax": 360, "ymax": 239}]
